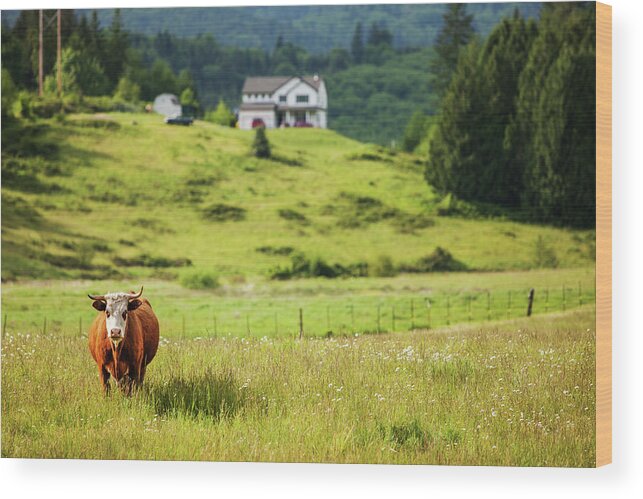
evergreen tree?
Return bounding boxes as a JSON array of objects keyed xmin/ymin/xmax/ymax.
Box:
[
  {"xmin": 1, "ymin": 68, "xmax": 18, "ymax": 118},
  {"xmin": 114, "ymin": 76, "xmax": 140, "ymax": 102},
  {"xmin": 367, "ymin": 22, "xmax": 393, "ymax": 47},
  {"xmin": 206, "ymin": 99, "xmax": 236, "ymax": 127},
  {"xmin": 470, "ymin": 11, "xmax": 536, "ymax": 206},
  {"xmin": 425, "ymin": 42, "xmax": 484, "ymax": 197},
  {"xmin": 351, "ymin": 22, "xmax": 364, "ymax": 63},
  {"xmin": 429, "ymin": 3, "xmax": 475, "ymax": 99},
  {"xmin": 507, "ymin": 3, "xmax": 596, "ymax": 226},
  {"xmin": 252, "ymin": 126, "xmax": 271, "ymax": 158},
  {"xmin": 103, "ymin": 9, "xmax": 129, "ymax": 88},
  {"xmin": 402, "ymin": 111, "xmax": 429, "ymax": 152},
  {"xmin": 179, "ymin": 87, "xmax": 199, "ymax": 115}
]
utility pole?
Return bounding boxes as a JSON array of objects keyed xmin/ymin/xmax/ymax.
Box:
[
  {"xmin": 38, "ymin": 10, "xmax": 44, "ymax": 96},
  {"xmin": 57, "ymin": 10, "xmax": 62, "ymax": 95}
]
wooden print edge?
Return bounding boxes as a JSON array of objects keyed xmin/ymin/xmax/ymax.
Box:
[{"xmin": 595, "ymin": 1, "xmax": 612, "ymax": 468}]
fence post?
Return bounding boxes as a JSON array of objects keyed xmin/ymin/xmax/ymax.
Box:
[
  {"xmin": 578, "ymin": 281, "xmax": 582, "ymax": 306},
  {"xmin": 2, "ymin": 313, "xmax": 7, "ymax": 338},
  {"xmin": 527, "ymin": 288, "xmax": 535, "ymax": 317},
  {"xmin": 79, "ymin": 317, "xmax": 82, "ymax": 336},
  {"xmin": 410, "ymin": 299, "xmax": 415, "ymax": 330},
  {"xmin": 246, "ymin": 314, "xmax": 250, "ymax": 335},
  {"xmin": 545, "ymin": 288, "xmax": 549, "ymax": 313},
  {"xmin": 274, "ymin": 312, "xmax": 279, "ymax": 336},
  {"xmin": 507, "ymin": 291, "xmax": 512, "ymax": 319},
  {"xmin": 446, "ymin": 295, "xmax": 450, "ymax": 325},
  {"xmin": 326, "ymin": 305, "xmax": 330, "ymax": 331},
  {"xmin": 350, "ymin": 304, "xmax": 355, "ymax": 330},
  {"xmin": 377, "ymin": 305, "xmax": 381, "ymax": 333},
  {"xmin": 43, "ymin": 316, "xmax": 47, "ymax": 335},
  {"xmin": 562, "ymin": 285, "xmax": 566, "ymax": 311},
  {"xmin": 182, "ymin": 315, "xmax": 186, "ymax": 339},
  {"xmin": 213, "ymin": 314, "xmax": 218, "ymax": 337},
  {"xmin": 467, "ymin": 295, "xmax": 472, "ymax": 322},
  {"xmin": 299, "ymin": 308, "xmax": 303, "ymax": 340},
  {"xmin": 426, "ymin": 299, "xmax": 431, "ymax": 330},
  {"xmin": 391, "ymin": 306, "xmax": 396, "ymax": 332}
]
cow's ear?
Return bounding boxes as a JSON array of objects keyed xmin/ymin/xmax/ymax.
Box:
[
  {"xmin": 128, "ymin": 299, "xmax": 142, "ymax": 311},
  {"xmin": 92, "ymin": 300, "xmax": 106, "ymax": 311}
]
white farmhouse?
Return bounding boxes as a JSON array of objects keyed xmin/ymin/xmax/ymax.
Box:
[{"xmin": 238, "ymin": 75, "xmax": 327, "ymax": 130}]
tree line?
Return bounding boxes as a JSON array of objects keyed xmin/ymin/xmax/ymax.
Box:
[
  {"xmin": 419, "ymin": 3, "xmax": 596, "ymax": 228},
  {"xmin": 2, "ymin": 10, "xmax": 439, "ymax": 143}
]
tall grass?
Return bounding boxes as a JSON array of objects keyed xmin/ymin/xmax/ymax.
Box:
[{"xmin": 1, "ymin": 308, "xmax": 596, "ymax": 466}]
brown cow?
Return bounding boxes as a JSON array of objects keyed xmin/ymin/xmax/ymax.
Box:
[{"xmin": 88, "ymin": 287, "xmax": 159, "ymax": 394}]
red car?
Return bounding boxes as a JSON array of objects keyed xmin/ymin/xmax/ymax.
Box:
[
  {"xmin": 294, "ymin": 121, "xmax": 313, "ymax": 128},
  {"xmin": 252, "ymin": 118, "xmax": 265, "ymax": 128}
]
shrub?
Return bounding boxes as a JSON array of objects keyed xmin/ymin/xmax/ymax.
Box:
[
  {"xmin": 251, "ymin": 126, "xmax": 271, "ymax": 158},
  {"xmin": 278, "ymin": 208, "xmax": 309, "ymax": 225},
  {"xmin": 533, "ymin": 236, "xmax": 559, "ymax": 268},
  {"xmin": 255, "ymin": 246, "xmax": 294, "ymax": 256},
  {"xmin": 268, "ymin": 251, "xmax": 368, "ymax": 280},
  {"xmin": 180, "ymin": 270, "xmax": 219, "ymax": 290},
  {"xmin": 113, "ymin": 254, "xmax": 192, "ymax": 268},
  {"xmin": 202, "ymin": 203, "xmax": 246, "ymax": 222},
  {"xmin": 114, "ymin": 76, "xmax": 141, "ymax": 103},
  {"xmin": 401, "ymin": 247, "xmax": 467, "ymax": 273},
  {"xmin": 370, "ymin": 255, "xmax": 397, "ymax": 277},
  {"xmin": 76, "ymin": 241, "xmax": 96, "ymax": 269},
  {"xmin": 205, "ymin": 99, "xmax": 236, "ymax": 127}
]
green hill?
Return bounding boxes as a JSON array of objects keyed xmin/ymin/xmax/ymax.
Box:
[{"xmin": 1, "ymin": 113, "xmax": 594, "ymax": 284}]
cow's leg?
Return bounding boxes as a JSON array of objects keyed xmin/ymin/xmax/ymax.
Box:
[
  {"xmin": 138, "ymin": 359, "xmax": 147, "ymax": 386},
  {"xmin": 99, "ymin": 366, "xmax": 111, "ymax": 395}
]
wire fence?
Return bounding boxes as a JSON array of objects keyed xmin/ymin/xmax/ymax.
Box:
[{"xmin": 1, "ymin": 283, "xmax": 596, "ymax": 340}]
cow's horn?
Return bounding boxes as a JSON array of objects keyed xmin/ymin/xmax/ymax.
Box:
[
  {"xmin": 88, "ymin": 293, "xmax": 106, "ymax": 301},
  {"xmin": 127, "ymin": 286, "xmax": 144, "ymax": 300}
]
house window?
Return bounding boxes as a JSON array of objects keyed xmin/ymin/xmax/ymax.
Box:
[
  {"xmin": 296, "ymin": 95, "xmax": 309, "ymax": 103},
  {"xmin": 279, "ymin": 95, "xmax": 287, "ymax": 103}
]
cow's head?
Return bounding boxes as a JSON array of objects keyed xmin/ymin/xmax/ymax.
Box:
[{"xmin": 88, "ymin": 287, "xmax": 143, "ymax": 345}]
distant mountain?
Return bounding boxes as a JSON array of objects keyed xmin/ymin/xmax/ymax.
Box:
[{"xmin": 2, "ymin": 3, "xmax": 541, "ymax": 52}]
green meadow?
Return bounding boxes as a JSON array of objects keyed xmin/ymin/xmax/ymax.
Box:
[
  {"xmin": 2, "ymin": 113, "xmax": 594, "ymax": 282},
  {"xmin": 1, "ymin": 113, "xmax": 596, "ymax": 465},
  {"xmin": 1, "ymin": 308, "xmax": 596, "ymax": 466}
]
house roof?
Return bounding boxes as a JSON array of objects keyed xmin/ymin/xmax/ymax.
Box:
[{"xmin": 242, "ymin": 75, "xmax": 323, "ymax": 94}]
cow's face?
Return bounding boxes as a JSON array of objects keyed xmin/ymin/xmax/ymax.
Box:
[{"xmin": 90, "ymin": 292, "xmax": 142, "ymax": 345}]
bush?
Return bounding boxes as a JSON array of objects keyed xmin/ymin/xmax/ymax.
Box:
[
  {"xmin": 400, "ymin": 247, "xmax": 467, "ymax": 273},
  {"xmin": 114, "ymin": 76, "xmax": 141, "ymax": 103},
  {"xmin": 278, "ymin": 208, "xmax": 309, "ymax": 225},
  {"xmin": 205, "ymin": 99, "xmax": 236, "ymax": 127},
  {"xmin": 1, "ymin": 69, "xmax": 17, "ymax": 119},
  {"xmin": 76, "ymin": 241, "xmax": 96, "ymax": 269},
  {"xmin": 533, "ymin": 236, "xmax": 559, "ymax": 268},
  {"xmin": 268, "ymin": 251, "xmax": 369, "ymax": 280},
  {"xmin": 113, "ymin": 254, "xmax": 192, "ymax": 268},
  {"xmin": 251, "ymin": 126, "xmax": 271, "ymax": 158},
  {"xmin": 202, "ymin": 203, "xmax": 246, "ymax": 222},
  {"xmin": 370, "ymin": 255, "xmax": 397, "ymax": 277},
  {"xmin": 180, "ymin": 270, "xmax": 219, "ymax": 290},
  {"xmin": 255, "ymin": 245, "xmax": 295, "ymax": 256}
]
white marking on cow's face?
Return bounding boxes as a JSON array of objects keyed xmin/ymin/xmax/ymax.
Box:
[{"xmin": 104, "ymin": 293, "xmax": 131, "ymax": 344}]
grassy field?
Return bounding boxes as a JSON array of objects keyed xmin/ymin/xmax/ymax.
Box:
[
  {"xmin": 1, "ymin": 307, "xmax": 595, "ymax": 466},
  {"xmin": 1, "ymin": 113, "xmax": 596, "ymax": 466},
  {"xmin": 1, "ymin": 267, "xmax": 594, "ymax": 338},
  {"xmin": 1, "ymin": 113, "xmax": 595, "ymax": 283}
]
